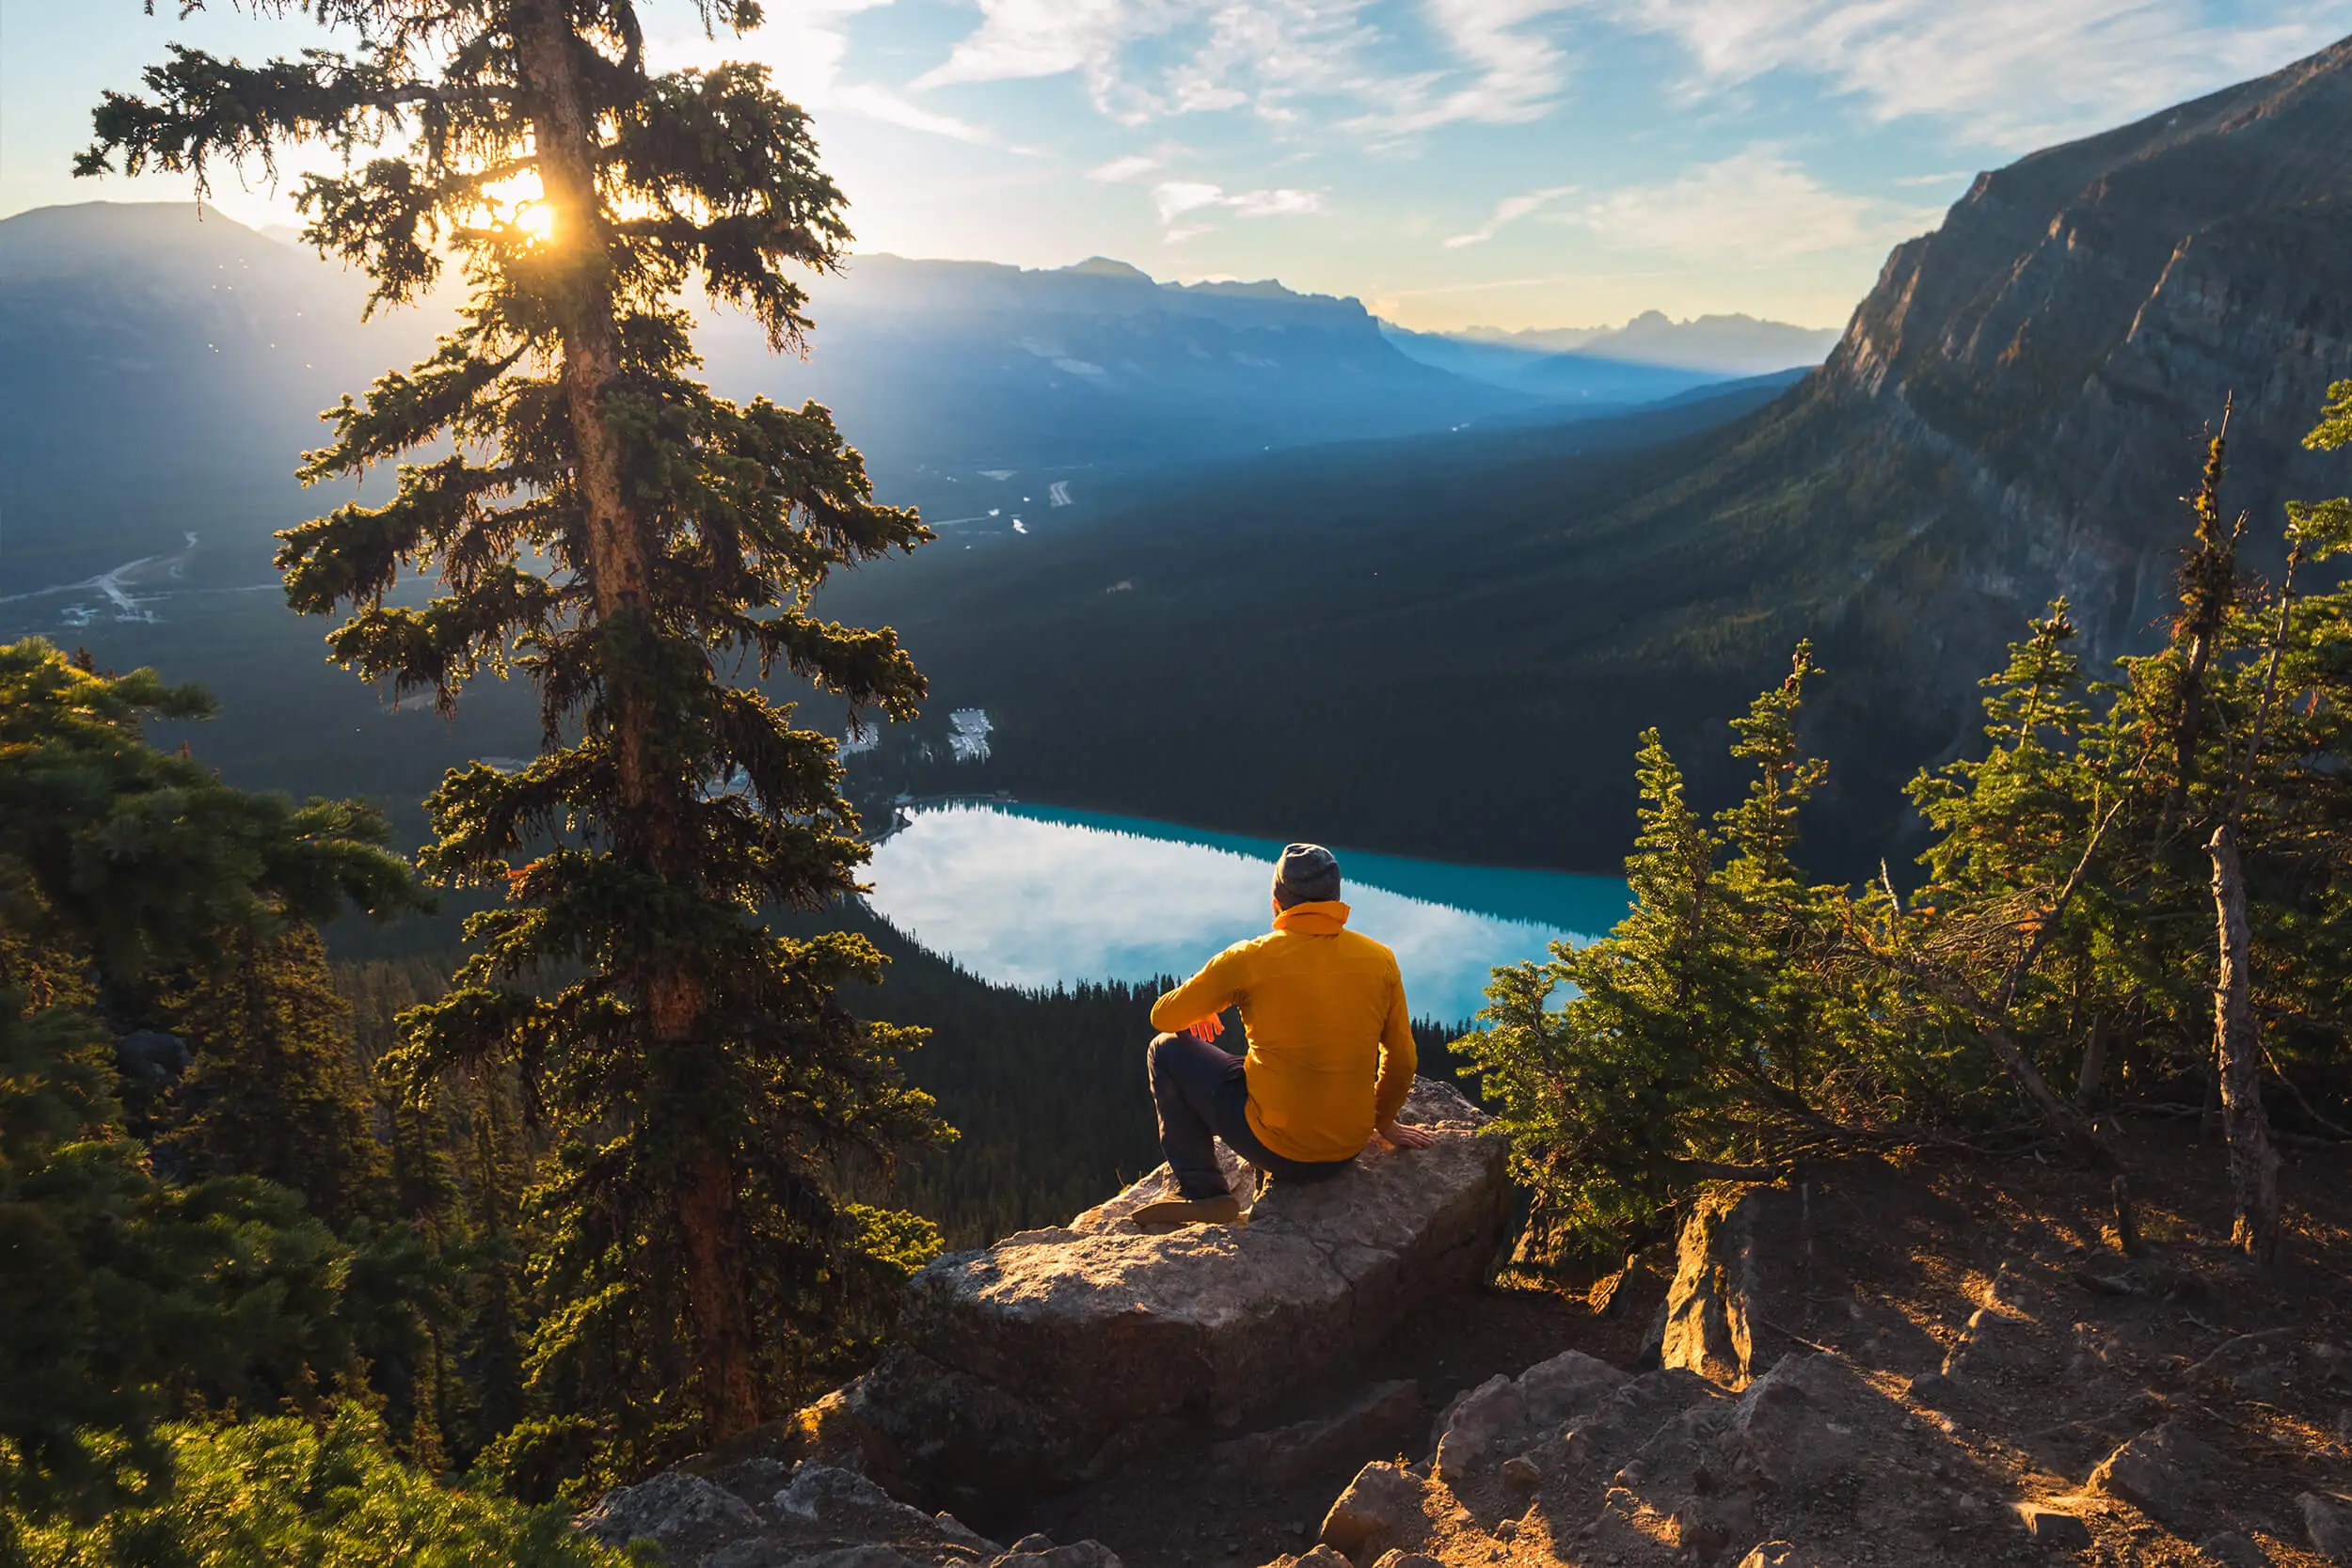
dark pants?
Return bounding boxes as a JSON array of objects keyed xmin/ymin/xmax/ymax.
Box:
[{"xmin": 1148, "ymin": 1031, "xmax": 1356, "ymax": 1200}]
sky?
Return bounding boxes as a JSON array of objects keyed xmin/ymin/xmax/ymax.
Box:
[{"xmin": 5, "ymin": 2, "xmax": 2349, "ymax": 331}]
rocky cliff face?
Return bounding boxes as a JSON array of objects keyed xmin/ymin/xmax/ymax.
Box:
[
  {"xmin": 1596, "ymin": 37, "xmax": 2352, "ymax": 808},
  {"xmin": 1829, "ymin": 33, "xmax": 2352, "ymax": 637}
]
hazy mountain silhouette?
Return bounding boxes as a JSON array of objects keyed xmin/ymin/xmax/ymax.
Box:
[
  {"xmin": 1382, "ymin": 312, "xmax": 1840, "ymax": 403},
  {"xmin": 0, "ymin": 203, "xmax": 445, "ymax": 589}
]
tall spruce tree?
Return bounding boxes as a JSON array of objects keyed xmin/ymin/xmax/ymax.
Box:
[{"xmin": 83, "ymin": 0, "xmax": 946, "ymax": 1449}]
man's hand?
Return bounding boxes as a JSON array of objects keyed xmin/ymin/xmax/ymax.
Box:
[
  {"xmin": 1375, "ymin": 1119, "xmax": 1437, "ymax": 1150},
  {"xmin": 1186, "ymin": 1012, "xmax": 1227, "ymax": 1044}
]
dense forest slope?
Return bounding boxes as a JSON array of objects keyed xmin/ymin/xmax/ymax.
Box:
[
  {"xmin": 818, "ymin": 383, "xmax": 1805, "ymax": 870},
  {"xmin": 831, "ymin": 36, "xmax": 2352, "ymax": 878}
]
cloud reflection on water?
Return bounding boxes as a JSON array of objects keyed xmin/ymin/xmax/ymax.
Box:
[{"xmin": 864, "ymin": 804, "xmax": 1629, "ymax": 1022}]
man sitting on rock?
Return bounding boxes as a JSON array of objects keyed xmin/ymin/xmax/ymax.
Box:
[{"xmin": 1136, "ymin": 843, "xmax": 1436, "ymax": 1229}]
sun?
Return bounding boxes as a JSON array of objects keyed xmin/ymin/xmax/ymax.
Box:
[{"xmin": 477, "ymin": 170, "xmax": 555, "ymax": 245}]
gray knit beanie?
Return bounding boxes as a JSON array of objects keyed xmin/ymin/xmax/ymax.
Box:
[{"xmin": 1272, "ymin": 843, "xmax": 1342, "ymax": 907}]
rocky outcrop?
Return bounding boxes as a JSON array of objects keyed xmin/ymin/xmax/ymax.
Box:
[
  {"xmin": 1655, "ymin": 1187, "xmax": 1760, "ymax": 1388},
  {"xmin": 1318, "ymin": 1344, "xmax": 2051, "ymax": 1566},
  {"xmin": 2088, "ymin": 1419, "xmax": 2221, "ymax": 1529},
  {"xmin": 1278, "ymin": 1156, "xmax": 2352, "ymax": 1566},
  {"xmin": 577, "ymin": 1462, "xmax": 1042, "ymax": 1568},
  {"xmin": 2305, "ymin": 1491, "xmax": 2352, "ymax": 1562},
  {"xmin": 810, "ymin": 1078, "xmax": 1506, "ymax": 1509}
]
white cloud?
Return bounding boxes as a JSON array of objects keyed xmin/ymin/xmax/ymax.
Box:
[
  {"xmin": 1571, "ymin": 149, "xmax": 1933, "ymax": 261},
  {"xmin": 1150, "ymin": 179, "xmax": 1328, "ymax": 233},
  {"xmin": 653, "ymin": 0, "xmax": 997, "ymax": 145},
  {"xmin": 1443, "ymin": 182, "xmax": 1578, "ymax": 246},
  {"xmin": 911, "ymin": 0, "xmax": 1566, "ymax": 136},
  {"xmin": 1152, "ymin": 180, "xmax": 1231, "ymax": 222},
  {"xmin": 914, "ymin": 0, "xmax": 1152, "ymax": 91},
  {"xmin": 1367, "ymin": 0, "xmax": 1577, "ymax": 135},
  {"xmin": 1089, "ymin": 154, "xmax": 1166, "ymax": 182},
  {"xmin": 1581, "ymin": 0, "xmax": 2352, "ymax": 148},
  {"xmin": 832, "ymin": 83, "xmax": 997, "ymax": 143},
  {"xmin": 1231, "ymin": 187, "xmax": 1328, "ymax": 216}
]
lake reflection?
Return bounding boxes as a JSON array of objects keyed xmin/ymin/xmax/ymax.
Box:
[{"xmin": 864, "ymin": 803, "xmax": 1631, "ymax": 1023}]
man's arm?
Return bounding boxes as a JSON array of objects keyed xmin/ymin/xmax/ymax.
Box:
[
  {"xmin": 1151, "ymin": 948, "xmax": 1245, "ymax": 1037},
  {"xmin": 1373, "ymin": 962, "xmax": 1435, "ymax": 1148}
]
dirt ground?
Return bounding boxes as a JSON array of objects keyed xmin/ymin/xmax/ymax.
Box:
[{"xmin": 1001, "ymin": 1120, "xmax": 2352, "ymax": 1567}]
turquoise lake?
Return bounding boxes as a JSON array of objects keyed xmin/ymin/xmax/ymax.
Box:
[{"xmin": 864, "ymin": 802, "xmax": 1632, "ymax": 1024}]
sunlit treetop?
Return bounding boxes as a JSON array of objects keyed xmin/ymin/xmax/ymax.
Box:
[{"xmin": 89, "ymin": 0, "xmax": 838, "ymax": 352}]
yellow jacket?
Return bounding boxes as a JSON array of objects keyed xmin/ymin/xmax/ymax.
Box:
[{"xmin": 1149, "ymin": 901, "xmax": 1416, "ymax": 1164}]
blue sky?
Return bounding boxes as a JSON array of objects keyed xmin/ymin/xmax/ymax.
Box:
[{"xmin": 7, "ymin": 1, "xmax": 2349, "ymax": 329}]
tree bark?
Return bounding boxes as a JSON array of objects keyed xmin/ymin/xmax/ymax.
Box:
[
  {"xmin": 2075, "ymin": 1017, "xmax": 2107, "ymax": 1108},
  {"xmin": 680, "ymin": 1149, "xmax": 761, "ymax": 1438},
  {"xmin": 2153, "ymin": 407, "xmax": 2235, "ymax": 854},
  {"xmin": 2207, "ymin": 825, "xmax": 2281, "ymax": 1263},
  {"xmin": 1979, "ymin": 1018, "xmax": 2114, "ymax": 1169},
  {"xmin": 516, "ymin": 0, "xmax": 745, "ymax": 1435}
]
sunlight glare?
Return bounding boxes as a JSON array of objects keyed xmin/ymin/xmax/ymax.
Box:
[{"xmin": 478, "ymin": 170, "xmax": 555, "ymax": 245}]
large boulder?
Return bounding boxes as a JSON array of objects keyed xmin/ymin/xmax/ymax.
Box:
[
  {"xmin": 825, "ymin": 1078, "xmax": 1505, "ymax": 1505},
  {"xmin": 2089, "ymin": 1420, "xmax": 2222, "ymax": 1531}
]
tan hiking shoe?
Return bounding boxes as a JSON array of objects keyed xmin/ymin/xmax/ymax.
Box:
[{"xmin": 1133, "ymin": 1194, "xmax": 1244, "ymax": 1230}]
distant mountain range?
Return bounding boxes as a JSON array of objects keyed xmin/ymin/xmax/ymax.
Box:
[
  {"xmin": 691, "ymin": 252, "xmax": 1543, "ymax": 478},
  {"xmin": 1462, "ymin": 313, "xmax": 1843, "ymax": 372},
  {"xmin": 1381, "ymin": 312, "xmax": 1841, "ymax": 404},
  {"xmin": 817, "ymin": 32, "xmax": 2352, "ymax": 877},
  {"xmin": 0, "ymin": 208, "xmax": 1776, "ymax": 595}
]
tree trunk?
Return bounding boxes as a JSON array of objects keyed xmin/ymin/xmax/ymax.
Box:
[
  {"xmin": 2075, "ymin": 1017, "xmax": 2107, "ymax": 1107},
  {"xmin": 679, "ymin": 1149, "xmax": 761, "ymax": 1436},
  {"xmin": 2207, "ymin": 825, "xmax": 2281, "ymax": 1263},
  {"xmin": 1979, "ymin": 1019, "xmax": 2114, "ymax": 1169},
  {"xmin": 516, "ymin": 0, "xmax": 745, "ymax": 1436}
]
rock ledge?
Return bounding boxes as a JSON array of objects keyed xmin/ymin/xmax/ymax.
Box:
[{"xmin": 818, "ymin": 1077, "xmax": 1506, "ymax": 1505}]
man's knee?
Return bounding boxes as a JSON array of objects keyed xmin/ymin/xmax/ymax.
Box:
[{"xmin": 1147, "ymin": 1031, "xmax": 1181, "ymax": 1086}]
